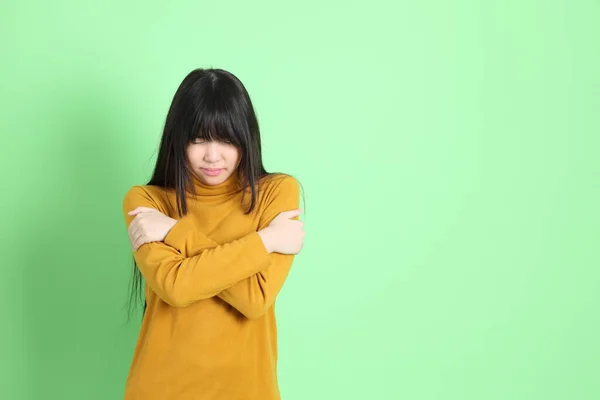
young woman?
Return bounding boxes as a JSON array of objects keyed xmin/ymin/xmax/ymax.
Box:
[{"xmin": 121, "ymin": 68, "xmax": 304, "ymax": 400}]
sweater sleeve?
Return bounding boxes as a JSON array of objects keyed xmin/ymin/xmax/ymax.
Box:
[
  {"xmin": 122, "ymin": 186, "xmax": 271, "ymax": 308},
  {"xmin": 217, "ymin": 175, "xmax": 300, "ymax": 319},
  {"xmin": 158, "ymin": 175, "xmax": 301, "ymax": 319}
]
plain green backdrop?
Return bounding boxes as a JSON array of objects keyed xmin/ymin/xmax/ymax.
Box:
[{"xmin": 1, "ymin": 0, "xmax": 599, "ymax": 399}]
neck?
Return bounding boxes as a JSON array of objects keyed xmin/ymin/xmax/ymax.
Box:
[{"xmin": 189, "ymin": 171, "xmax": 242, "ymax": 196}]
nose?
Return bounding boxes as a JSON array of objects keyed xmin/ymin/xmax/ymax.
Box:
[{"xmin": 203, "ymin": 141, "xmax": 220, "ymax": 163}]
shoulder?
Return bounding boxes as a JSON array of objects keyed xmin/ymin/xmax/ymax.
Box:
[
  {"xmin": 252, "ymin": 174, "xmax": 300, "ymax": 225},
  {"xmin": 122, "ymin": 184, "xmax": 170, "ymax": 211},
  {"xmin": 253, "ymin": 173, "xmax": 301, "ymax": 216},
  {"xmin": 259, "ymin": 173, "xmax": 300, "ymax": 199}
]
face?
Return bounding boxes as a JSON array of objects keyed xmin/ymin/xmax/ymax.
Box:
[{"xmin": 186, "ymin": 138, "xmax": 241, "ymax": 185}]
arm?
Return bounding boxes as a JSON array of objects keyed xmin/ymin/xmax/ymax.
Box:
[
  {"xmin": 161, "ymin": 175, "xmax": 301, "ymax": 319},
  {"xmin": 218, "ymin": 176, "xmax": 300, "ymax": 319},
  {"xmin": 122, "ymin": 186, "xmax": 271, "ymax": 308}
]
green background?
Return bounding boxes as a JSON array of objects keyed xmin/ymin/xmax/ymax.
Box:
[{"xmin": 1, "ymin": 0, "xmax": 599, "ymax": 399}]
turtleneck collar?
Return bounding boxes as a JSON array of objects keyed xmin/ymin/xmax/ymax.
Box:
[{"xmin": 189, "ymin": 171, "xmax": 243, "ymax": 196}]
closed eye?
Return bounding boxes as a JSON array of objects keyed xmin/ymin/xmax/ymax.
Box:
[{"xmin": 191, "ymin": 138, "xmax": 233, "ymax": 145}]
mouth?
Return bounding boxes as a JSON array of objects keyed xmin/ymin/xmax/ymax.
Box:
[{"xmin": 201, "ymin": 168, "xmax": 225, "ymax": 176}]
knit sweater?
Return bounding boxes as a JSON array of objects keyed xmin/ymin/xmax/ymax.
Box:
[{"xmin": 121, "ymin": 172, "xmax": 299, "ymax": 400}]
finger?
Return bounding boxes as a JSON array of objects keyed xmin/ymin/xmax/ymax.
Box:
[
  {"xmin": 128, "ymin": 207, "xmax": 143, "ymax": 216},
  {"xmin": 128, "ymin": 206, "xmax": 157, "ymax": 216},
  {"xmin": 127, "ymin": 214, "xmax": 142, "ymax": 235},
  {"xmin": 128, "ymin": 232, "xmax": 135, "ymax": 250},
  {"xmin": 129, "ymin": 230, "xmax": 139, "ymax": 249},
  {"xmin": 130, "ymin": 223, "xmax": 144, "ymax": 242},
  {"xmin": 132, "ymin": 234, "xmax": 146, "ymax": 251},
  {"xmin": 278, "ymin": 208, "xmax": 303, "ymax": 219},
  {"xmin": 127, "ymin": 216, "xmax": 136, "ymax": 234},
  {"xmin": 130, "ymin": 215, "xmax": 146, "ymax": 236},
  {"xmin": 128, "ymin": 232, "xmax": 139, "ymax": 251}
]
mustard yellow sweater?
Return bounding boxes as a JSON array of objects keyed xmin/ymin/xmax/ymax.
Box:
[{"xmin": 121, "ymin": 173, "xmax": 299, "ymax": 400}]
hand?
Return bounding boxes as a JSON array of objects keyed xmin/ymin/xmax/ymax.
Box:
[
  {"xmin": 258, "ymin": 209, "xmax": 305, "ymax": 254},
  {"xmin": 127, "ymin": 207, "xmax": 178, "ymax": 251}
]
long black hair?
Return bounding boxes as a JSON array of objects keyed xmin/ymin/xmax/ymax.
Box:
[{"xmin": 128, "ymin": 68, "xmax": 274, "ymax": 318}]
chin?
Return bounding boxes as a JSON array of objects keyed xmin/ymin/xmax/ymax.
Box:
[{"xmin": 204, "ymin": 174, "xmax": 228, "ymax": 184}]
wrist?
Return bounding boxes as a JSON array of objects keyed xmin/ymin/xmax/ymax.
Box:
[
  {"xmin": 257, "ymin": 228, "xmax": 275, "ymax": 254},
  {"xmin": 163, "ymin": 217, "xmax": 187, "ymax": 247}
]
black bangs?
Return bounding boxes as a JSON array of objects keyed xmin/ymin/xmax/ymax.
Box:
[
  {"xmin": 190, "ymin": 105, "xmax": 240, "ymax": 146},
  {"xmin": 182, "ymin": 78, "xmax": 246, "ymax": 147}
]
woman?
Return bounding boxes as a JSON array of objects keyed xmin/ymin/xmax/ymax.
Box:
[{"xmin": 121, "ymin": 68, "xmax": 305, "ymax": 399}]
